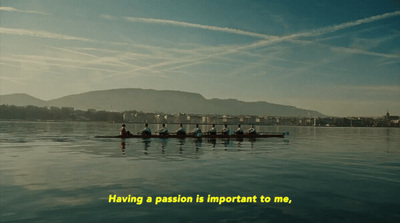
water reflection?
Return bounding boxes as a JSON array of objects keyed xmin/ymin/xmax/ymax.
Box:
[
  {"xmin": 113, "ymin": 136, "xmax": 285, "ymax": 157},
  {"xmin": 117, "ymin": 137, "xmax": 267, "ymax": 155},
  {"xmin": 134, "ymin": 138, "xmax": 189, "ymax": 155},
  {"xmin": 222, "ymin": 139, "xmax": 232, "ymax": 149},
  {"xmin": 120, "ymin": 141, "xmax": 126, "ymax": 156},
  {"xmin": 160, "ymin": 138, "xmax": 168, "ymax": 154},
  {"xmin": 208, "ymin": 139, "xmax": 216, "ymax": 148},
  {"xmin": 250, "ymin": 138, "xmax": 256, "ymax": 149},
  {"xmin": 178, "ymin": 138, "xmax": 185, "ymax": 154},
  {"xmin": 142, "ymin": 138, "xmax": 151, "ymax": 155}
]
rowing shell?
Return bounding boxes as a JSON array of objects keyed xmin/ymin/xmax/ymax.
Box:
[{"xmin": 95, "ymin": 133, "xmax": 285, "ymax": 139}]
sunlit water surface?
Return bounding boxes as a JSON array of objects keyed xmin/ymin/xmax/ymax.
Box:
[{"xmin": 0, "ymin": 121, "xmax": 399, "ymax": 222}]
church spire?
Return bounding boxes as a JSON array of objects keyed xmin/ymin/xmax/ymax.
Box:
[{"xmin": 386, "ymin": 109, "xmax": 390, "ymax": 120}]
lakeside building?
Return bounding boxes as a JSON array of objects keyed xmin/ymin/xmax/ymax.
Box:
[
  {"xmin": 1, "ymin": 104, "xmax": 397, "ymax": 127},
  {"xmin": 122, "ymin": 111, "xmax": 399, "ymax": 127}
]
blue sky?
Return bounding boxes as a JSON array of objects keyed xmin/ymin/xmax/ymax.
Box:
[{"xmin": 1, "ymin": 0, "xmax": 399, "ymax": 117}]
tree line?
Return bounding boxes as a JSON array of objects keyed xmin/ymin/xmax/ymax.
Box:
[{"xmin": 0, "ymin": 105, "xmax": 123, "ymax": 122}]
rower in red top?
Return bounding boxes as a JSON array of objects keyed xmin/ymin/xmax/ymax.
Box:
[{"xmin": 120, "ymin": 124, "xmax": 128, "ymax": 137}]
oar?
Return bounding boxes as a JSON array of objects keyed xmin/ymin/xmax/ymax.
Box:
[{"xmin": 258, "ymin": 131, "xmax": 289, "ymax": 135}]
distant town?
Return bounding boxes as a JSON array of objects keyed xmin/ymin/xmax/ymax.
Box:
[{"xmin": 0, "ymin": 104, "xmax": 398, "ymax": 127}]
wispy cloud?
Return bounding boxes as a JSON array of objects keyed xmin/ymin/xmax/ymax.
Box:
[
  {"xmin": 331, "ymin": 46, "xmax": 399, "ymax": 59},
  {"xmin": 208, "ymin": 11, "xmax": 400, "ymax": 63},
  {"xmin": 103, "ymin": 15, "xmax": 276, "ymax": 40},
  {"xmin": 289, "ymin": 39, "xmax": 400, "ymax": 60},
  {"xmin": 48, "ymin": 46, "xmax": 143, "ymax": 70},
  {"xmin": 113, "ymin": 11, "xmax": 400, "ymax": 72},
  {"xmin": 0, "ymin": 27, "xmax": 92, "ymax": 41},
  {"xmin": 340, "ymin": 85, "xmax": 400, "ymax": 95},
  {"xmin": 98, "ymin": 10, "xmax": 400, "ymax": 81},
  {"xmin": 236, "ymin": 11, "xmax": 400, "ymax": 48},
  {"xmin": 301, "ymin": 11, "xmax": 400, "ymax": 38},
  {"xmin": 2, "ymin": 56, "xmax": 118, "ymax": 74},
  {"xmin": 0, "ymin": 6, "xmax": 49, "ymax": 15},
  {"xmin": 108, "ymin": 11, "xmax": 400, "ymax": 43},
  {"xmin": 3, "ymin": 10, "xmax": 398, "ymax": 85},
  {"xmin": 0, "ymin": 76, "xmax": 27, "ymax": 86}
]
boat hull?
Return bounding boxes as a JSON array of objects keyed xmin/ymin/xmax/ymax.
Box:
[{"xmin": 95, "ymin": 134, "xmax": 284, "ymax": 139}]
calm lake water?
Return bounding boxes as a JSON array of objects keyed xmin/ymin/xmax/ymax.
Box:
[{"xmin": 0, "ymin": 121, "xmax": 399, "ymax": 222}]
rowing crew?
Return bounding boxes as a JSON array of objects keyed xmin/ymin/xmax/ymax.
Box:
[
  {"xmin": 206, "ymin": 124, "xmax": 257, "ymax": 135},
  {"xmin": 121, "ymin": 123, "xmax": 257, "ymax": 137}
]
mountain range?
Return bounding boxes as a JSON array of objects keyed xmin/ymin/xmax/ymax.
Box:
[{"xmin": 0, "ymin": 88, "xmax": 325, "ymax": 117}]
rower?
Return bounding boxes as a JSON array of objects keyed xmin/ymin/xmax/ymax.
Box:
[
  {"xmin": 138, "ymin": 123, "xmax": 152, "ymax": 135},
  {"xmin": 246, "ymin": 125, "xmax": 258, "ymax": 135},
  {"xmin": 176, "ymin": 123, "xmax": 186, "ymax": 135},
  {"xmin": 207, "ymin": 124, "xmax": 217, "ymax": 135},
  {"xmin": 191, "ymin": 124, "xmax": 202, "ymax": 137},
  {"xmin": 221, "ymin": 124, "xmax": 230, "ymax": 135},
  {"xmin": 158, "ymin": 124, "xmax": 169, "ymax": 136},
  {"xmin": 120, "ymin": 124, "xmax": 128, "ymax": 137},
  {"xmin": 235, "ymin": 124, "xmax": 244, "ymax": 135}
]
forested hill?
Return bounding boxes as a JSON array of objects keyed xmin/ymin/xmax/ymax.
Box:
[
  {"xmin": 0, "ymin": 93, "xmax": 48, "ymax": 107},
  {"xmin": 0, "ymin": 88, "xmax": 325, "ymax": 117}
]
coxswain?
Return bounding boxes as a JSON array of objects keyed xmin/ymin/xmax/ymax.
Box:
[
  {"xmin": 176, "ymin": 123, "xmax": 186, "ymax": 135},
  {"xmin": 235, "ymin": 124, "xmax": 244, "ymax": 135},
  {"xmin": 191, "ymin": 124, "xmax": 202, "ymax": 137},
  {"xmin": 158, "ymin": 124, "xmax": 169, "ymax": 135},
  {"xmin": 246, "ymin": 125, "xmax": 258, "ymax": 135},
  {"xmin": 221, "ymin": 124, "xmax": 230, "ymax": 135},
  {"xmin": 207, "ymin": 124, "xmax": 217, "ymax": 135},
  {"xmin": 138, "ymin": 123, "xmax": 152, "ymax": 135},
  {"xmin": 120, "ymin": 124, "xmax": 128, "ymax": 137}
]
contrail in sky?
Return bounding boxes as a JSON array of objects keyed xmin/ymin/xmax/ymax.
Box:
[
  {"xmin": 115, "ymin": 11, "xmax": 400, "ymax": 41},
  {"xmin": 107, "ymin": 15, "xmax": 276, "ymax": 39},
  {"xmin": 0, "ymin": 6, "xmax": 49, "ymax": 15},
  {"xmin": 0, "ymin": 27, "xmax": 92, "ymax": 41},
  {"xmin": 289, "ymin": 10, "xmax": 400, "ymax": 38},
  {"xmin": 217, "ymin": 10, "xmax": 400, "ymax": 57},
  {"xmin": 0, "ymin": 76, "xmax": 27, "ymax": 86},
  {"xmin": 115, "ymin": 10, "xmax": 400, "ymax": 74}
]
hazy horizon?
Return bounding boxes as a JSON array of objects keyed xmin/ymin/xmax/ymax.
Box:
[
  {"xmin": 1, "ymin": 1, "xmax": 399, "ymax": 117},
  {"xmin": 2, "ymin": 88, "xmax": 399, "ymax": 118}
]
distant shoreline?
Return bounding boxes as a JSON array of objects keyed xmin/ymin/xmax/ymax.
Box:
[
  {"xmin": 1, "ymin": 104, "xmax": 398, "ymax": 127},
  {"xmin": 0, "ymin": 119, "xmax": 398, "ymax": 128}
]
